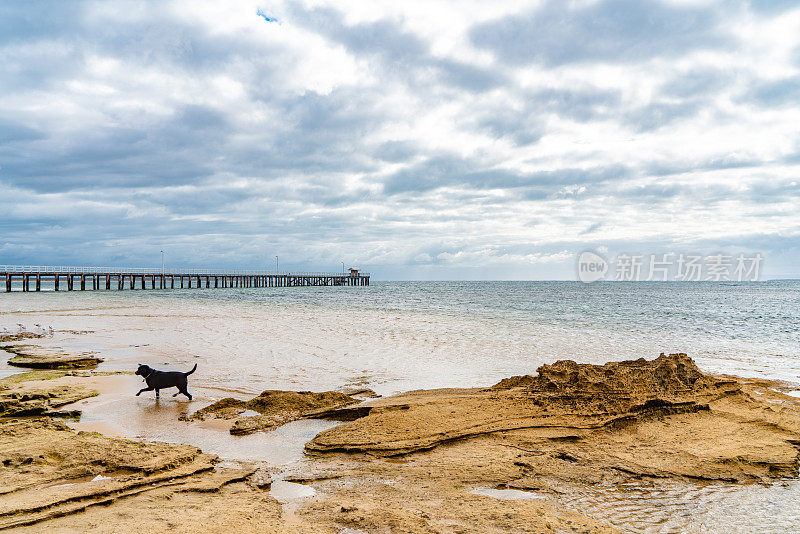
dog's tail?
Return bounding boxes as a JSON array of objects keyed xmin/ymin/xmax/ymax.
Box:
[{"xmin": 184, "ymin": 363, "xmax": 197, "ymax": 376}]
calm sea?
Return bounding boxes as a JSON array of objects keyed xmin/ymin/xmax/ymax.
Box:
[{"xmin": 1, "ymin": 280, "xmax": 798, "ymax": 392}]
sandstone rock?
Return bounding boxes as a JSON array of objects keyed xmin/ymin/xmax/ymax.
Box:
[
  {"xmin": 3, "ymin": 345, "xmax": 102, "ymax": 370},
  {"xmin": 191, "ymin": 390, "xmax": 361, "ymax": 435},
  {"xmin": 306, "ymin": 354, "xmax": 800, "ymax": 483},
  {"xmin": 250, "ymin": 465, "xmax": 272, "ymax": 488}
]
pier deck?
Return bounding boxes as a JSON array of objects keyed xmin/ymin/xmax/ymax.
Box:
[{"xmin": 1, "ymin": 266, "xmax": 369, "ymax": 292}]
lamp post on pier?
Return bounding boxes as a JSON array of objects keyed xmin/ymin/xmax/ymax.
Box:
[{"xmin": 275, "ymin": 255, "xmax": 279, "ymax": 274}]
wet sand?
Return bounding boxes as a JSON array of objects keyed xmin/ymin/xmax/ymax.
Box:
[{"xmin": 2, "ymin": 350, "xmax": 800, "ymax": 532}]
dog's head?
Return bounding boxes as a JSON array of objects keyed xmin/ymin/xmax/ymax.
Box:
[{"xmin": 134, "ymin": 364, "xmax": 152, "ymax": 377}]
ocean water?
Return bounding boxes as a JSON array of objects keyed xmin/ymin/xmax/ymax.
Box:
[{"xmin": 2, "ymin": 281, "xmax": 798, "ymax": 393}]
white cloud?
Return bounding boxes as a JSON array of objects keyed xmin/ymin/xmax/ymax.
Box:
[{"xmin": 0, "ymin": 0, "xmax": 798, "ymax": 278}]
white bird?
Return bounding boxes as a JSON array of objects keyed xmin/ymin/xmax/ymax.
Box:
[{"xmin": 16, "ymin": 323, "xmax": 25, "ymax": 333}]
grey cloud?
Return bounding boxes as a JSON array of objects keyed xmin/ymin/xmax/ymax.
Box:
[
  {"xmin": 383, "ymin": 155, "xmax": 630, "ymax": 195},
  {"xmin": 746, "ymin": 77, "xmax": 800, "ymax": 107},
  {"xmin": 86, "ymin": 16, "xmax": 283, "ymax": 74},
  {"xmin": 0, "ymin": 2, "xmax": 80, "ymax": 46},
  {"xmin": 659, "ymin": 68, "xmax": 736, "ymax": 99},
  {"xmin": 478, "ymin": 110, "xmax": 544, "ymax": 147},
  {"xmin": 580, "ymin": 222, "xmax": 604, "ymax": 235},
  {"xmin": 0, "ymin": 119, "xmax": 45, "ymax": 143},
  {"xmin": 746, "ymin": 0, "xmax": 800, "ymax": 15},
  {"xmin": 289, "ymin": 5, "xmax": 505, "ymax": 92},
  {"xmin": 612, "ymin": 183, "xmax": 694, "ymax": 201},
  {"xmin": 226, "ymin": 89, "xmax": 385, "ymax": 177},
  {"xmin": 688, "ymin": 233, "xmax": 800, "ymax": 258},
  {"xmin": 127, "ymin": 186, "xmax": 254, "ymax": 216},
  {"xmin": 645, "ymin": 154, "xmax": 763, "ymax": 178},
  {"xmin": 474, "ymin": 86, "xmax": 621, "ymax": 145},
  {"xmin": 595, "ymin": 178, "xmax": 800, "ymax": 207},
  {"xmin": 373, "ymin": 141, "xmax": 420, "ymax": 163},
  {"xmin": 1, "ymin": 69, "xmax": 384, "ymax": 191},
  {"xmin": 624, "ymin": 101, "xmax": 700, "ymax": 132},
  {"xmin": 738, "ymin": 179, "xmax": 800, "ymax": 203},
  {"xmin": 0, "ymin": 115, "xmax": 218, "ymax": 192},
  {"xmin": 173, "ymin": 105, "xmax": 229, "ymax": 133},
  {"xmin": 381, "ymin": 156, "xmax": 479, "ymax": 194},
  {"xmin": 470, "ymin": 0, "xmax": 730, "ymax": 66},
  {"xmin": 533, "ymin": 87, "xmax": 621, "ymax": 122},
  {"xmin": 433, "ymin": 59, "xmax": 502, "ymax": 92}
]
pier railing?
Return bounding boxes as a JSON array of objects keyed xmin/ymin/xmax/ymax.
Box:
[
  {"xmin": 2, "ymin": 265, "xmax": 370, "ymax": 292},
  {"xmin": 0, "ymin": 265, "xmax": 368, "ymax": 277}
]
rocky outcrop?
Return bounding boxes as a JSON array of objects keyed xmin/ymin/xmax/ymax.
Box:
[
  {"xmin": 492, "ymin": 352, "xmax": 714, "ymax": 394},
  {"xmin": 0, "ymin": 417, "xmax": 281, "ymax": 531},
  {"xmin": 306, "ymin": 354, "xmax": 800, "ymax": 483},
  {"xmin": 0, "ymin": 333, "xmax": 45, "ymax": 343},
  {"xmin": 0, "ymin": 371, "xmax": 98, "ymax": 417},
  {"xmin": 0, "ymin": 386, "xmax": 96, "ymax": 417},
  {"xmin": 0, "ymin": 418, "xmax": 215, "ymax": 528},
  {"xmin": 2, "ymin": 345, "xmax": 102, "ymax": 370},
  {"xmin": 192, "ymin": 390, "xmax": 361, "ymax": 435}
]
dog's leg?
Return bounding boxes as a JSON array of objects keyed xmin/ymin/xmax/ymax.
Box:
[
  {"xmin": 155, "ymin": 389, "xmax": 160, "ymax": 399},
  {"xmin": 136, "ymin": 387, "xmax": 153, "ymax": 396},
  {"xmin": 176, "ymin": 387, "xmax": 192, "ymax": 400}
]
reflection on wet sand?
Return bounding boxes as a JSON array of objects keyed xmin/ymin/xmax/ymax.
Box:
[{"xmin": 66, "ymin": 377, "xmax": 340, "ymax": 464}]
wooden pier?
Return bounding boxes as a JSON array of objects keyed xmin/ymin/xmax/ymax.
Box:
[{"xmin": 1, "ymin": 266, "xmax": 369, "ymax": 292}]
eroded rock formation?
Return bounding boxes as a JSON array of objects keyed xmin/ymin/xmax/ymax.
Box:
[
  {"xmin": 2, "ymin": 344, "xmax": 102, "ymax": 370},
  {"xmin": 0, "ymin": 371, "xmax": 98, "ymax": 417},
  {"xmin": 306, "ymin": 354, "xmax": 800, "ymax": 483},
  {"xmin": 0, "ymin": 417, "xmax": 285, "ymax": 531},
  {"xmin": 191, "ymin": 389, "xmax": 361, "ymax": 435}
]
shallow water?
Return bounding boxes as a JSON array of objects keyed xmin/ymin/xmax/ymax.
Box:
[
  {"xmin": 65, "ymin": 374, "xmax": 339, "ymax": 464},
  {"xmin": 557, "ymin": 479, "xmax": 800, "ymax": 534},
  {"xmin": 471, "ymin": 487, "xmax": 547, "ymax": 500},
  {"xmin": 2, "ymin": 281, "xmax": 800, "ymax": 532},
  {"xmin": 470, "ymin": 480, "xmax": 800, "ymax": 533},
  {"xmin": 269, "ymin": 479, "xmax": 316, "ymax": 502},
  {"xmin": 2, "ymin": 281, "xmax": 799, "ymax": 395}
]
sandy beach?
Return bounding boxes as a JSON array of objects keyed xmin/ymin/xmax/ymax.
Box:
[{"xmin": 2, "ymin": 330, "xmax": 800, "ymax": 533}]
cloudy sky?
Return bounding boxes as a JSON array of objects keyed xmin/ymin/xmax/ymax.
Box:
[{"xmin": 1, "ymin": 0, "xmax": 799, "ymax": 279}]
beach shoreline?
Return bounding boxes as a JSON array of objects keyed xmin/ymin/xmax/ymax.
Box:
[{"xmin": 2, "ymin": 340, "xmax": 800, "ymax": 532}]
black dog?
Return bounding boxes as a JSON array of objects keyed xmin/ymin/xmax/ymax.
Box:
[{"xmin": 135, "ymin": 363, "xmax": 196, "ymax": 400}]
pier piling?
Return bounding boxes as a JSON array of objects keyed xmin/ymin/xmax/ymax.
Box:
[{"xmin": 1, "ymin": 266, "xmax": 370, "ymax": 292}]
